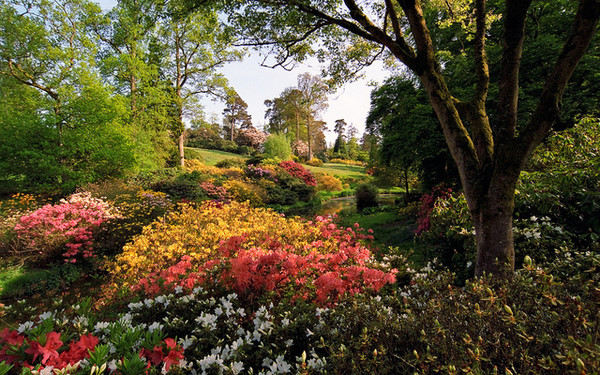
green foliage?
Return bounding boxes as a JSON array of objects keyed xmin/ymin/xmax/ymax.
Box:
[
  {"xmin": 417, "ymin": 193, "xmax": 475, "ymax": 282},
  {"xmin": 263, "ymin": 133, "xmax": 292, "ymax": 160},
  {"xmin": 0, "ymin": 263, "xmax": 82, "ymax": 299},
  {"xmin": 215, "ymin": 158, "xmax": 247, "ymax": 169},
  {"xmin": 355, "ymin": 183, "xmax": 378, "ymax": 212},
  {"xmin": 367, "ymin": 76, "xmax": 458, "ymax": 189},
  {"xmin": 312, "ymin": 261, "xmax": 600, "ymax": 374}
]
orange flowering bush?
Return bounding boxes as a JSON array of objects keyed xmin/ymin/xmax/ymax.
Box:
[{"xmin": 111, "ymin": 201, "xmax": 396, "ymax": 304}]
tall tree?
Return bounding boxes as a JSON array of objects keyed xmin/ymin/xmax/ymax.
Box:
[
  {"xmin": 94, "ymin": 0, "xmax": 173, "ymax": 168},
  {"xmin": 264, "ymin": 87, "xmax": 305, "ymax": 141},
  {"xmin": 296, "ymin": 73, "xmax": 329, "ymax": 159},
  {"xmin": 159, "ymin": 3, "xmax": 240, "ymax": 166},
  {"xmin": 367, "ymin": 76, "xmax": 457, "ymax": 189},
  {"xmin": 0, "ymin": 0, "xmax": 135, "ymax": 191},
  {"xmin": 218, "ymin": 0, "xmax": 600, "ymax": 279},
  {"xmin": 222, "ymin": 90, "xmax": 252, "ymax": 141}
]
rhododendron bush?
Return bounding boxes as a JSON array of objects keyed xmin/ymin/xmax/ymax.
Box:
[
  {"xmin": 111, "ymin": 201, "xmax": 396, "ymax": 304},
  {"xmin": 11, "ymin": 193, "xmax": 117, "ymax": 263},
  {"xmin": 279, "ymin": 161, "xmax": 317, "ymax": 187}
]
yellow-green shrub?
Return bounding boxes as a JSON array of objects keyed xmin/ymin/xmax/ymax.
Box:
[
  {"xmin": 184, "ymin": 159, "xmax": 223, "ymax": 175},
  {"xmin": 307, "ymin": 158, "xmax": 324, "ymax": 167},
  {"xmin": 329, "ymin": 158, "xmax": 364, "ymax": 166},
  {"xmin": 222, "ymin": 180, "xmax": 265, "ymax": 206},
  {"xmin": 316, "ymin": 174, "xmax": 343, "ymax": 192}
]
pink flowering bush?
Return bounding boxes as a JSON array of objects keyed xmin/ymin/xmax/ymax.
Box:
[
  {"xmin": 199, "ymin": 181, "xmax": 231, "ymax": 201},
  {"xmin": 245, "ymin": 164, "xmax": 276, "ymax": 181},
  {"xmin": 291, "ymin": 139, "xmax": 309, "ymax": 159},
  {"xmin": 415, "ymin": 185, "xmax": 453, "ymax": 236},
  {"xmin": 12, "ymin": 192, "xmax": 117, "ymax": 264},
  {"xmin": 235, "ymin": 127, "xmax": 268, "ymax": 149},
  {"xmin": 279, "ymin": 160, "xmax": 317, "ymax": 187}
]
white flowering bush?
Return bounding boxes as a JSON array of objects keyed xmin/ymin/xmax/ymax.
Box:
[{"xmin": 127, "ymin": 287, "xmax": 329, "ymax": 374}]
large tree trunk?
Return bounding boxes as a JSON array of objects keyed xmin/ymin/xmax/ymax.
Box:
[{"xmin": 467, "ymin": 176, "xmax": 518, "ymax": 278}]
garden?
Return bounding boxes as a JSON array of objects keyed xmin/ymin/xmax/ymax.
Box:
[
  {"xmin": 1, "ymin": 119, "xmax": 599, "ymax": 374},
  {"xmin": 1, "ymin": 0, "xmax": 600, "ymax": 373}
]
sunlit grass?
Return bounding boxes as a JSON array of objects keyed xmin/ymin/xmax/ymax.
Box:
[{"xmin": 186, "ymin": 147, "xmax": 248, "ymax": 166}]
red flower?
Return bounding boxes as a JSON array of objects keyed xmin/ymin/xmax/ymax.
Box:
[
  {"xmin": 163, "ymin": 339, "xmax": 184, "ymax": 371},
  {"xmin": 25, "ymin": 332, "xmax": 62, "ymax": 365}
]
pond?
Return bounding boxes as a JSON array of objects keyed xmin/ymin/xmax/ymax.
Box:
[{"xmin": 317, "ymin": 194, "xmax": 401, "ymax": 216}]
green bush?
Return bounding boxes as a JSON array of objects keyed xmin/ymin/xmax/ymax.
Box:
[
  {"xmin": 355, "ymin": 183, "xmax": 378, "ymax": 212},
  {"xmin": 150, "ymin": 172, "xmax": 208, "ymax": 201},
  {"xmin": 417, "ymin": 193, "xmax": 475, "ymax": 282},
  {"xmin": 215, "ymin": 158, "xmax": 247, "ymax": 169},
  {"xmin": 263, "ymin": 134, "xmax": 292, "ymax": 160},
  {"xmin": 237, "ymin": 145, "xmax": 255, "ymax": 156},
  {"xmin": 312, "ymin": 260, "xmax": 600, "ymax": 374}
]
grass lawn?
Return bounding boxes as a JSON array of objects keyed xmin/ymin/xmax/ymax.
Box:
[
  {"xmin": 336, "ymin": 210, "xmax": 430, "ymax": 267},
  {"xmin": 304, "ymin": 163, "xmax": 367, "ymax": 180},
  {"xmin": 186, "ymin": 147, "xmax": 248, "ymax": 166}
]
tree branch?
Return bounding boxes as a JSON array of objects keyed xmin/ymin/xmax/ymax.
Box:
[
  {"xmin": 470, "ymin": 0, "xmax": 493, "ymax": 166},
  {"xmin": 495, "ymin": 0, "xmax": 533, "ymax": 141},
  {"xmin": 343, "ymin": 0, "xmax": 417, "ymax": 68},
  {"xmin": 473, "ymin": 0, "xmax": 489, "ymax": 106},
  {"xmin": 516, "ymin": 0, "xmax": 600, "ymax": 161}
]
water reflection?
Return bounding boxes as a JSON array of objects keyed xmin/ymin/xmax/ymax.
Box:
[{"xmin": 318, "ymin": 195, "xmax": 399, "ymax": 216}]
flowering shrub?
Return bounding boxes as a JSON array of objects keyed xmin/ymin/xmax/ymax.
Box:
[
  {"xmin": 0, "ymin": 329, "xmax": 99, "ymax": 370},
  {"xmin": 245, "ymin": 164, "xmax": 276, "ymax": 181},
  {"xmin": 235, "ymin": 127, "xmax": 268, "ymax": 149},
  {"xmin": 1, "ymin": 301, "xmax": 186, "ymax": 374},
  {"xmin": 328, "ymin": 158, "xmax": 364, "ymax": 166},
  {"xmin": 93, "ymin": 187, "xmax": 173, "ymax": 256},
  {"xmin": 279, "ymin": 161, "xmax": 317, "ymax": 187},
  {"xmin": 184, "ymin": 159, "xmax": 223, "ymax": 175},
  {"xmin": 222, "ymin": 180, "xmax": 266, "ymax": 206},
  {"xmin": 417, "ymin": 192, "xmax": 475, "ymax": 282},
  {"xmin": 199, "ymin": 181, "xmax": 231, "ymax": 201},
  {"xmin": 111, "ymin": 201, "xmax": 396, "ymax": 305},
  {"xmin": 291, "ymin": 139, "xmax": 309, "ymax": 159},
  {"xmin": 414, "ymin": 185, "xmax": 453, "ymax": 235},
  {"xmin": 306, "ymin": 158, "xmax": 323, "ymax": 167},
  {"xmin": 12, "ymin": 192, "xmax": 117, "ymax": 264},
  {"xmin": 308, "ymin": 258, "xmax": 600, "ymax": 374},
  {"xmin": 1, "ymin": 194, "xmax": 48, "ymax": 257},
  {"xmin": 316, "ymin": 174, "xmax": 342, "ymax": 192}
]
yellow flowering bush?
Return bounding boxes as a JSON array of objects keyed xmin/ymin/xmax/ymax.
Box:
[
  {"xmin": 110, "ymin": 201, "xmax": 395, "ymax": 304},
  {"xmin": 222, "ymin": 180, "xmax": 265, "ymax": 206},
  {"xmin": 316, "ymin": 174, "xmax": 343, "ymax": 192},
  {"xmin": 184, "ymin": 159, "xmax": 223, "ymax": 175},
  {"xmin": 329, "ymin": 158, "xmax": 365, "ymax": 166},
  {"xmin": 110, "ymin": 201, "xmax": 375, "ymax": 285}
]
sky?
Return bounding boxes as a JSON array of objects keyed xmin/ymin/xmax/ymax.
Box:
[{"xmin": 96, "ymin": 0, "xmax": 395, "ymax": 145}]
